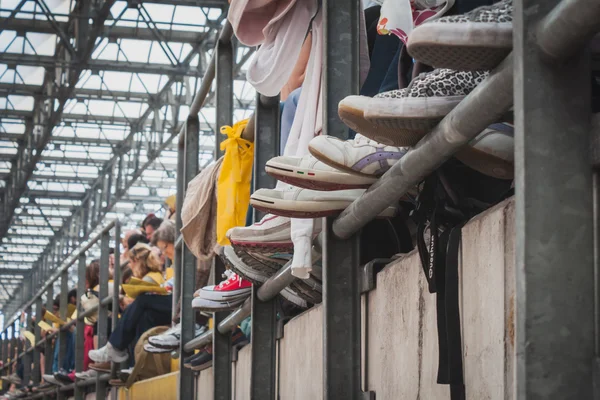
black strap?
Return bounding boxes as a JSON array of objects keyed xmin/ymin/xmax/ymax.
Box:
[{"xmin": 436, "ymin": 224, "xmax": 465, "ymax": 400}]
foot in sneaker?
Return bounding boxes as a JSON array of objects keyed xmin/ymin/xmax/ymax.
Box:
[
  {"xmin": 197, "ymin": 271, "xmax": 251, "ymax": 301},
  {"xmin": 226, "ymin": 214, "xmax": 322, "ymax": 253},
  {"xmin": 148, "ymin": 323, "xmax": 207, "ymax": 349},
  {"xmin": 74, "ymin": 370, "xmax": 97, "ymax": 380},
  {"xmin": 407, "ymin": 0, "xmax": 513, "ymax": 71},
  {"xmin": 361, "ymin": 69, "xmax": 489, "ymax": 146},
  {"xmin": 89, "ymin": 342, "xmax": 128, "ymax": 363},
  {"xmin": 455, "ymin": 122, "xmax": 514, "ymax": 179},
  {"xmin": 308, "ymin": 134, "xmax": 408, "ymax": 177},
  {"xmin": 265, "ymin": 154, "xmax": 377, "ymax": 191},
  {"xmin": 250, "ymin": 187, "xmax": 398, "ymax": 219}
]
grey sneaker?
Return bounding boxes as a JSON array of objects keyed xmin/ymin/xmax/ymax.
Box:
[
  {"xmin": 408, "ymin": 0, "xmax": 513, "ymax": 70},
  {"xmin": 363, "ymin": 69, "xmax": 489, "ymax": 146}
]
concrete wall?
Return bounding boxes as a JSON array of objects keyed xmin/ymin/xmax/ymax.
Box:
[{"xmin": 194, "ymin": 198, "xmax": 516, "ymax": 400}]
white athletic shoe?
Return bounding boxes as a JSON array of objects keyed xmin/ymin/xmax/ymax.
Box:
[
  {"xmin": 88, "ymin": 342, "xmax": 128, "ymax": 363},
  {"xmin": 309, "ymin": 134, "xmax": 408, "ymax": 177},
  {"xmin": 250, "ymin": 187, "xmax": 398, "ymax": 219},
  {"xmin": 265, "ymin": 154, "xmax": 377, "ymax": 191}
]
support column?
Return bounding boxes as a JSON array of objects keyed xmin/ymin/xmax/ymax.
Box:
[
  {"xmin": 57, "ymin": 270, "xmax": 68, "ymax": 400},
  {"xmin": 179, "ymin": 117, "xmax": 200, "ymax": 400},
  {"xmin": 212, "ymin": 25, "xmax": 234, "ymax": 400},
  {"xmin": 74, "ymin": 254, "xmax": 86, "ymax": 400},
  {"xmin": 322, "ymin": 0, "xmax": 363, "ymax": 399},
  {"xmin": 250, "ymin": 94, "xmax": 280, "ymax": 400},
  {"xmin": 95, "ymin": 231, "xmax": 110, "ymax": 399},
  {"xmin": 33, "ymin": 298, "xmax": 42, "ymax": 386},
  {"xmin": 514, "ymin": 0, "xmax": 594, "ymax": 398}
]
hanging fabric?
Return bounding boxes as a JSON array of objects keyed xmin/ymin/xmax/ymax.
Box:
[{"xmin": 216, "ymin": 119, "xmax": 254, "ymax": 246}]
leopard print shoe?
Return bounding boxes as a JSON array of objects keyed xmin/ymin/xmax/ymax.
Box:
[
  {"xmin": 361, "ymin": 69, "xmax": 488, "ymax": 146},
  {"xmin": 407, "ymin": 0, "xmax": 513, "ymax": 71}
]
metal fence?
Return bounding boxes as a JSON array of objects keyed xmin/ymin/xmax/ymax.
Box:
[
  {"xmin": 0, "ymin": 0, "xmax": 599, "ymax": 399},
  {"xmin": 0, "ymin": 221, "xmax": 121, "ymax": 400}
]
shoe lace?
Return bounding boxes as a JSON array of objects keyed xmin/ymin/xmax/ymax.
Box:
[{"xmin": 218, "ymin": 270, "xmax": 241, "ymax": 289}]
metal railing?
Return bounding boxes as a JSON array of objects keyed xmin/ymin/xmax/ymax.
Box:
[{"xmin": 0, "ymin": 221, "xmax": 121, "ymax": 400}]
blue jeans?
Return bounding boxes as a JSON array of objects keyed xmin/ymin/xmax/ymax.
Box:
[
  {"xmin": 280, "ymin": 88, "xmax": 301, "ymax": 155},
  {"xmin": 52, "ymin": 330, "xmax": 75, "ymax": 372}
]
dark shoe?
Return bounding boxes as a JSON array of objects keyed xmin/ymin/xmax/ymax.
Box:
[
  {"xmin": 53, "ymin": 370, "xmax": 74, "ymax": 385},
  {"xmin": 89, "ymin": 362, "xmax": 111, "ymax": 373},
  {"xmin": 189, "ymin": 349, "xmax": 212, "ymax": 371}
]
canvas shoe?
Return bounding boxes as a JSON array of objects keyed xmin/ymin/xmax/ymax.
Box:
[
  {"xmin": 361, "ymin": 69, "xmax": 489, "ymax": 146},
  {"xmin": 455, "ymin": 122, "xmax": 514, "ymax": 179},
  {"xmin": 74, "ymin": 370, "xmax": 97, "ymax": 380},
  {"xmin": 89, "ymin": 342, "xmax": 128, "ymax": 363},
  {"xmin": 222, "ymin": 246, "xmax": 318, "ymax": 307},
  {"xmin": 226, "ymin": 214, "xmax": 322, "ymax": 253},
  {"xmin": 42, "ymin": 374, "xmax": 60, "ymax": 386},
  {"xmin": 407, "ymin": 0, "xmax": 513, "ymax": 71},
  {"xmin": 251, "ymin": 187, "xmax": 398, "ymax": 219},
  {"xmin": 265, "ymin": 154, "xmax": 377, "ymax": 191},
  {"xmin": 89, "ymin": 362, "xmax": 111, "ymax": 373},
  {"xmin": 191, "ymin": 296, "xmax": 247, "ymax": 312},
  {"xmin": 188, "ymin": 348, "xmax": 213, "ymax": 371},
  {"xmin": 197, "ymin": 271, "xmax": 252, "ymax": 302},
  {"xmin": 309, "ymin": 134, "xmax": 409, "ymax": 177},
  {"xmin": 149, "ymin": 323, "xmax": 207, "ymax": 349}
]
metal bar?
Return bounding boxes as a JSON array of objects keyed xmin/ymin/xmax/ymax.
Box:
[
  {"xmin": 111, "ymin": 221, "xmax": 121, "ymax": 386},
  {"xmin": 188, "ymin": 21, "xmax": 234, "ymax": 117},
  {"xmin": 178, "ymin": 116, "xmax": 200, "ymax": 399},
  {"xmin": 514, "ymin": 0, "xmax": 594, "ymax": 398},
  {"xmin": 3, "ymin": 220, "xmax": 117, "ymax": 329},
  {"xmin": 250, "ymin": 93, "xmax": 280, "ymax": 400},
  {"xmin": 95, "ymin": 231, "xmax": 110, "ymax": 399},
  {"xmin": 183, "ymin": 329, "xmax": 213, "ymax": 353},
  {"xmin": 44, "ymin": 285, "xmax": 53, "ymax": 384},
  {"xmin": 212, "ymin": 21, "xmax": 234, "ymax": 400},
  {"xmin": 322, "ymin": 0, "xmax": 361, "ymax": 399},
  {"xmin": 332, "ymin": 57, "xmax": 514, "ymax": 239},
  {"xmin": 537, "ymin": 0, "xmax": 600, "ymax": 60},
  {"xmin": 217, "ymin": 299, "xmax": 251, "ymax": 335},
  {"xmin": 57, "ymin": 269, "xmax": 68, "ymax": 378},
  {"xmin": 33, "ymin": 298, "xmax": 42, "ymax": 385},
  {"xmin": 74, "ymin": 254, "xmax": 86, "ymax": 400},
  {"xmin": 23, "ymin": 309, "xmax": 32, "ymax": 387}
]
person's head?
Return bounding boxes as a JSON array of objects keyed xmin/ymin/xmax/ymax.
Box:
[
  {"xmin": 85, "ymin": 260, "xmax": 100, "ymax": 290},
  {"xmin": 68, "ymin": 289, "xmax": 77, "ymax": 305},
  {"xmin": 151, "ymin": 220, "xmax": 176, "ymax": 262},
  {"xmin": 141, "ymin": 213, "xmax": 156, "ymax": 229},
  {"xmin": 122, "ymin": 229, "xmax": 143, "ymax": 252},
  {"xmin": 121, "ymin": 267, "xmax": 133, "ymax": 285},
  {"xmin": 143, "ymin": 217, "xmax": 163, "ymax": 241},
  {"xmin": 108, "ymin": 248, "xmax": 115, "ymax": 279},
  {"xmin": 129, "ymin": 243, "xmax": 162, "ymax": 278},
  {"xmin": 127, "ymin": 233, "xmax": 149, "ymax": 253}
]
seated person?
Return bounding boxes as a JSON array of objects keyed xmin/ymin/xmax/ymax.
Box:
[{"xmin": 89, "ymin": 243, "xmax": 172, "ymax": 364}]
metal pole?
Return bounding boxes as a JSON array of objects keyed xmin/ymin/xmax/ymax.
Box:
[
  {"xmin": 23, "ymin": 308, "xmax": 32, "ymax": 387},
  {"xmin": 44, "ymin": 286, "xmax": 53, "ymax": 385},
  {"xmin": 33, "ymin": 298, "xmax": 42, "ymax": 386},
  {"xmin": 56, "ymin": 269, "xmax": 68, "ymax": 400},
  {"xmin": 250, "ymin": 94, "xmax": 280, "ymax": 400},
  {"xmin": 514, "ymin": 0, "xmax": 594, "ymax": 398},
  {"xmin": 212, "ymin": 22, "xmax": 234, "ymax": 400},
  {"xmin": 95, "ymin": 231, "xmax": 110, "ymax": 399},
  {"xmin": 111, "ymin": 221, "xmax": 122, "ymax": 392},
  {"xmin": 74, "ymin": 254, "xmax": 86, "ymax": 400},
  {"xmin": 179, "ymin": 117, "xmax": 200, "ymax": 400},
  {"xmin": 322, "ymin": 0, "xmax": 362, "ymax": 399}
]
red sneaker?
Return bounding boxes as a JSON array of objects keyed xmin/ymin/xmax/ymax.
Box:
[{"xmin": 197, "ymin": 271, "xmax": 251, "ymax": 301}]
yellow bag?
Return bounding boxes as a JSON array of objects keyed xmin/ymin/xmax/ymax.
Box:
[{"xmin": 217, "ymin": 118, "xmax": 254, "ymax": 245}]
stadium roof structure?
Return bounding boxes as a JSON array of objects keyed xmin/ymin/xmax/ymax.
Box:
[{"xmin": 0, "ymin": 0, "xmax": 255, "ymax": 315}]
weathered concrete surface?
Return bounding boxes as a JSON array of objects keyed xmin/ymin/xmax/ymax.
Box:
[
  {"xmin": 196, "ymin": 367, "xmax": 213, "ymax": 399},
  {"xmin": 278, "ymin": 305, "xmax": 323, "ymax": 400},
  {"xmin": 234, "ymin": 344, "xmax": 251, "ymax": 400}
]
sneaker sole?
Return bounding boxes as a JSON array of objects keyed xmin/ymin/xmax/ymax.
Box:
[
  {"xmin": 189, "ymin": 360, "xmax": 212, "ymax": 371},
  {"xmin": 338, "ymin": 102, "xmax": 411, "ymax": 147},
  {"xmin": 265, "ymin": 161, "xmax": 376, "ymax": 191},
  {"xmin": 230, "ymin": 239, "xmax": 294, "ymax": 253},
  {"xmin": 197, "ymin": 288, "xmax": 252, "ymax": 302},
  {"xmin": 191, "ymin": 297, "xmax": 246, "ymax": 312},
  {"xmin": 250, "ymin": 194, "xmax": 397, "ymax": 219},
  {"xmin": 407, "ymin": 22, "xmax": 513, "ymax": 71},
  {"xmin": 454, "ymin": 145, "xmax": 514, "ymax": 179},
  {"xmin": 147, "ymin": 339, "xmax": 179, "ymax": 349},
  {"xmin": 363, "ymin": 96, "xmax": 465, "ymax": 146}
]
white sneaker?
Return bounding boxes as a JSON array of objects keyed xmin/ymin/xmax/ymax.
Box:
[
  {"xmin": 309, "ymin": 134, "xmax": 408, "ymax": 177},
  {"xmin": 148, "ymin": 323, "xmax": 207, "ymax": 349},
  {"xmin": 455, "ymin": 122, "xmax": 514, "ymax": 179},
  {"xmin": 226, "ymin": 214, "xmax": 322, "ymax": 252},
  {"xmin": 88, "ymin": 342, "xmax": 128, "ymax": 363},
  {"xmin": 191, "ymin": 296, "xmax": 247, "ymax": 312},
  {"xmin": 250, "ymin": 187, "xmax": 398, "ymax": 219},
  {"xmin": 265, "ymin": 154, "xmax": 377, "ymax": 191},
  {"xmin": 75, "ymin": 370, "xmax": 97, "ymax": 380},
  {"xmin": 144, "ymin": 342, "xmax": 171, "ymax": 353},
  {"xmin": 42, "ymin": 374, "xmax": 61, "ymax": 386}
]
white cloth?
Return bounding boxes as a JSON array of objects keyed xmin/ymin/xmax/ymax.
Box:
[{"xmin": 246, "ymin": 0, "xmax": 319, "ymax": 97}]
